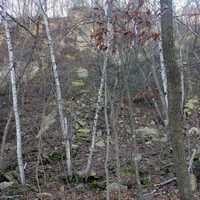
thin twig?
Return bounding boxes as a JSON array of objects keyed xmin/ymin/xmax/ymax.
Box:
[
  {"xmin": 0, "ymin": 6, "xmax": 36, "ymax": 38},
  {"xmin": 0, "ymin": 109, "xmax": 13, "ymax": 169}
]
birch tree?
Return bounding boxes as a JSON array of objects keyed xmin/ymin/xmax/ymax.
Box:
[
  {"xmin": 156, "ymin": 11, "xmax": 168, "ymax": 108},
  {"xmin": 157, "ymin": 12, "xmax": 168, "ymax": 123},
  {"xmin": 158, "ymin": 26, "xmax": 168, "ymax": 109},
  {"xmin": 36, "ymin": 0, "xmax": 72, "ymax": 176},
  {"xmin": 82, "ymin": 0, "xmax": 113, "ymax": 175},
  {"xmin": 104, "ymin": 68, "xmax": 111, "ymax": 200},
  {"xmin": 1, "ymin": 0, "xmax": 25, "ymax": 185}
]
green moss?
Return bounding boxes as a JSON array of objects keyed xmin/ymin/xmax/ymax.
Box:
[
  {"xmin": 77, "ymin": 128, "xmax": 90, "ymax": 135},
  {"xmin": 72, "ymin": 80, "xmax": 85, "ymax": 87},
  {"xmin": 64, "ymin": 174, "xmax": 83, "ymax": 184},
  {"xmin": 75, "ymin": 128, "xmax": 90, "ymax": 142},
  {"xmin": 184, "ymin": 97, "xmax": 199, "ymax": 116},
  {"xmin": 90, "ymin": 180, "xmax": 98, "ymax": 189},
  {"xmin": 120, "ymin": 165, "xmax": 135, "ymax": 176},
  {"xmin": 140, "ymin": 175, "xmax": 151, "ymax": 187},
  {"xmin": 48, "ymin": 151, "xmax": 65, "ymax": 161}
]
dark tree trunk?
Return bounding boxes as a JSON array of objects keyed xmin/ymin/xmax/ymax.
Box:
[{"xmin": 160, "ymin": 0, "xmax": 192, "ymax": 199}]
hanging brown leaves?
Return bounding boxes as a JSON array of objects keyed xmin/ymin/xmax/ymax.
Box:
[{"xmin": 90, "ymin": 1, "xmax": 159, "ymax": 50}]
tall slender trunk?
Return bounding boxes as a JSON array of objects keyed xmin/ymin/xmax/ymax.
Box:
[
  {"xmin": 111, "ymin": 101, "xmax": 121, "ymax": 200},
  {"xmin": 2, "ymin": 1, "xmax": 25, "ymax": 185},
  {"xmin": 37, "ymin": 0, "xmax": 72, "ymax": 176},
  {"xmin": 126, "ymin": 89, "xmax": 143, "ymax": 200},
  {"xmin": 83, "ymin": 0, "xmax": 113, "ymax": 175},
  {"xmin": 84, "ymin": 53, "xmax": 107, "ymax": 174},
  {"xmin": 160, "ymin": 0, "xmax": 192, "ymax": 199},
  {"xmin": 104, "ymin": 67, "xmax": 111, "ymax": 200},
  {"xmin": 123, "ymin": 65, "xmax": 143, "ymax": 200},
  {"xmin": 180, "ymin": 47, "xmax": 185, "ymax": 111},
  {"xmin": 150, "ymin": 62, "xmax": 168, "ymax": 126},
  {"xmin": 157, "ymin": 20, "xmax": 168, "ymax": 109},
  {"xmin": 142, "ymin": 48, "xmax": 168, "ymax": 127}
]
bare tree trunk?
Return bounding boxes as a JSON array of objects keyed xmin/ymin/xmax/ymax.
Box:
[
  {"xmin": 37, "ymin": 0, "xmax": 72, "ymax": 176},
  {"xmin": 17, "ymin": 0, "xmax": 21, "ymax": 16},
  {"xmin": 64, "ymin": 117, "xmax": 72, "ymax": 175},
  {"xmin": 111, "ymin": 102, "xmax": 121, "ymax": 200},
  {"xmin": 84, "ymin": 54, "xmax": 107, "ymax": 175},
  {"xmin": 52, "ymin": 0, "xmax": 56, "ymax": 17},
  {"xmin": 142, "ymin": 48, "xmax": 168, "ymax": 127},
  {"xmin": 126, "ymin": 91, "xmax": 143, "ymax": 200},
  {"xmin": 2, "ymin": 1, "xmax": 25, "ymax": 185},
  {"xmin": 43, "ymin": 0, "xmax": 47, "ymax": 11},
  {"xmin": 160, "ymin": 0, "xmax": 192, "ymax": 199},
  {"xmin": 150, "ymin": 61, "xmax": 168, "ymax": 126},
  {"xmin": 180, "ymin": 47, "xmax": 185, "ymax": 111},
  {"xmin": 123, "ymin": 67, "xmax": 144, "ymax": 200},
  {"xmin": 104, "ymin": 68, "xmax": 111, "ymax": 200},
  {"xmin": 138, "ymin": 64, "xmax": 164, "ymax": 126},
  {"xmin": 157, "ymin": 20, "xmax": 168, "ymax": 109},
  {"xmin": 83, "ymin": 0, "xmax": 113, "ymax": 175}
]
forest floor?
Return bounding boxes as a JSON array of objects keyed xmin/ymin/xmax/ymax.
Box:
[{"xmin": 1, "ymin": 81, "xmax": 200, "ymax": 200}]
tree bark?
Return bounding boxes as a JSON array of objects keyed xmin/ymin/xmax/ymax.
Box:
[
  {"xmin": 2, "ymin": 1, "xmax": 25, "ymax": 185},
  {"xmin": 104, "ymin": 67, "xmax": 111, "ymax": 200},
  {"xmin": 160, "ymin": 0, "xmax": 192, "ymax": 199},
  {"xmin": 37, "ymin": 0, "xmax": 72, "ymax": 176},
  {"xmin": 83, "ymin": 0, "xmax": 113, "ymax": 175},
  {"xmin": 157, "ymin": 18, "xmax": 168, "ymax": 110}
]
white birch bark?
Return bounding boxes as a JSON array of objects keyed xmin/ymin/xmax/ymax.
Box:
[
  {"xmin": 143, "ymin": 48, "xmax": 168, "ymax": 127},
  {"xmin": 156, "ymin": 16, "xmax": 168, "ymax": 109},
  {"xmin": 36, "ymin": 0, "xmax": 72, "ymax": 176},
  {"xmin": 150, "ymin": 62, "xmax": 168, "ymax": 126},
  {"xmin": 158, "ymin": 35, "xmax": 168, "ymax": 108},
  {"xmin": 84, "ymin": 55, "xmax": 107, "ymax": 174},
  {"xmin": 83, "ymin": 0, "xmax": 113, "ymax": 175},
  {"xmin": 157, "ymin": 9, "xmax": 168, "ymax": 123},
  {"xmin": 64, "ymin": 117, "xmax": 72, "ymax": 176},
  {"xmin": 1, "ymin": 1, "xmax": 25, "ymax": 185}
]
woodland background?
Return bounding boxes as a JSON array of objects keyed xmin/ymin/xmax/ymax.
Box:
[{"xmin": 0, "ymin": 0, "xmax": 200, "ymax": 199}]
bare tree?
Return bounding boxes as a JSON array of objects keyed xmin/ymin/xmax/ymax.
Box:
[
  {"xmin": 156, "ymin": 11, "xmax": 168, "ymax": 112},
  {"xmin": 1, "ymin": 0, "xmax": 25, "ymax": 185},
  {"xmin": 36, "ymin": 0, "xmax": 72, "ymax": 176},
  {"xmin": 124, "ymin": 71, "xmax": 144, "ymax": 200},
  {"xmin": 160, "ymin": 0, "xmax": 192, "ymax": 199},
  {"xmin": 104, "ymin": 67, "xmax": 111, "ymax": 200},
  {"xmin": 83, "ymin": 0, "xmax": 114, "ymax": 175},
  {"xmin": 111, "ymin": 100, "xmax": 122, "ymax": 200}
]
